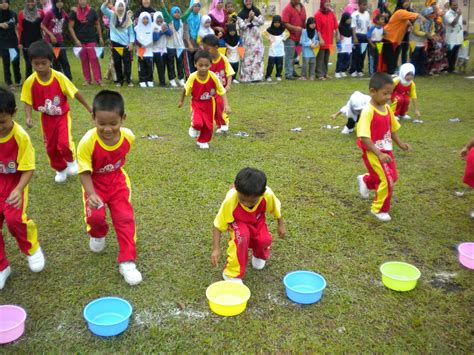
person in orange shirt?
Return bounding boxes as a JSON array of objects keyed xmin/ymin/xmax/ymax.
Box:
[{"xmin": 382, "ymin": 0, "xmax": 426, "ymax": 74}]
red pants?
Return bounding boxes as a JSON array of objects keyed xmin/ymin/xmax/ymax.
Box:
[
  {"xmin": 0, "ymin": 186, "xmax": 39, "ymax": 271},
  {"xmin": 362, "ymin": 150, "xmax": 398, "ymax": 213},
  {"xmin": 214, "ymin": 95, "xmax": 229, "ymax": 128},
  {"xmin": 191, "ymin": 99, "xmax": 215, "ymax": 143},
  {"xmin": 83, "ymin": 170, "xmax": 137, "ymax": 263},
  {"xmin": 463, "ymin": 148, "xmax": 474, "ymax": 188},
  {"xmin": 40, "ymin": 112, "xmax": 75, "ymax": 172},
  {"xmin": 392, "ymin": 94, "xmax": 410, "ymax": 117},
  {"xmin": 223, "ymin": 219, "xmax": 272, "ymax": 279}
]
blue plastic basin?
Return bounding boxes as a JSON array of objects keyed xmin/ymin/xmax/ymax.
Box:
[
  {"xmin": 83, "ymin": 297, "xmax": 132, "ymax": 337},
  {"xmin": 283, "ymin": 271, "xmax": 327, "ymax": 304}
]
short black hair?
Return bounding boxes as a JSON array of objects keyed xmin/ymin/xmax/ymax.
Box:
[
  {"xmin": 194, "ymin": 50, "xmax": 212, "ymax": 64},
  {"xmin": 202, "ymin": 34, "xmax": 220, "ymax": 48},
  {"xmin": 234, "ymin": 168, "xmax": 267, "ymax": 196},
  {"xmin": 373, "ymin": 14, "xmax": 384, "ymax": 22},
  {"xmin": 27, "ymin": 40, "xmax": 54, "ymax": 62},
  {"xmin": 369, "ymin": 72, "xmax": 393, "ymax": 90},
  {"xmin": 0, "ymin": 87, "xmax": 16, "ymax": 115},
  {"xmin": 92, "ymin": 90, "xmax": 125, "ymax": 116},
  {"xmin": 358, "ymin": 0, "xmax": 368, "ymax": 5}
]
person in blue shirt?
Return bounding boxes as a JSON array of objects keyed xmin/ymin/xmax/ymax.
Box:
[{"xmin": 300, "ymin": 17, "xmax": 319, "ymax": 80}]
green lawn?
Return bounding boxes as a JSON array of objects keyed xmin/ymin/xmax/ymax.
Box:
[{"xmin": 1, "ymin": 54, "xmax": 474, "ymax": 352}]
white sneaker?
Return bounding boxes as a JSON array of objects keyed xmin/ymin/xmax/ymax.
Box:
[
  {"xmin": 89, "ymin": 237, "xmax": 106, "ymax": 253},
  {"xmin": 335, "ymin": 72, "xmax": 342, "ymax": 79},
  {"xmin": 197, "ymin": 142, "xmax": 209, "ymax": 149},
  {"xmin": 351, "ymin": 72, "xmax": 358, "ymax": 78},
  {"xmin": 470, "ymin": 210, "xmax": 474, "ymax": 219},
  {"xmin": 358, "ymin": 72, "xmax": 364, "ymax": 77},
  {"xmin": 139, "ymin": 82, "xmax": 147, "ymax": 88},
  {"xmin": 395, "ymin": 116, "xmax": 400, "ymax": 121},
  {"xmin": 0, "ymin": 266, "xmax": 12, "ymax": 290},
  {"xmin": 188, "ymin": 126, "xmax": 200, "ymax": 138},
  {"xmin": 357, "ymin": 175, "xmax": 370, "ymax": 199},
  {"xmin": 276, "ymin": 77, "xmax": 282, "ymax": 81},
  {"xmin": 341, "ymin": 72, "xmax": 348, "ymax": 77},
  {"xmin": 266, "ymin": 77, "xmax": 272, "ymax": 82},
  {"xmin": 371, "ymin": 211, "xmax": 392, "ymax": 222},
  {"xmin": 147, "ymin": 81, "xmax": 154, "ymax": 87},
  {"xmin": 178, "ymin": 79, "xmax": 185, "ymax": 87},
  {"xmin": 66, "ymin": 160, "xmax": 78, "ymax": 176},
  {"xmin": 27, "ymin": 247, "xmax": 45, "ymax": 272},
  {"xmin": 232, "ymin": 79, "xmax": 239, "ymax": 84},
  {"xmin": 170, "ymin": 79, "xmax": 178, "ymax": 88},
  {"xmin": 54, "ymin": 168, "xmax": 68, "ymax": 183},
  {"xmin": 251, "ymin": 256, "xmax": 266, "ymax": 270},
  {"xmin": 401, "ymin": 115, "xmax": 411, "ymax": 120},
  {"xmin": 341, "ymin": 126, "xmax": 351, "ymax": 134},
  {"xmin": 222, "ymin": 271, "xmax": 243, "ymax": 284},
  {"xmin": 119, "ymin": 262, "xmax": 142, "ymax": 285},
  {"xmin": 219, "ymin": 125, "xmax": 228, "ymax": 132}
]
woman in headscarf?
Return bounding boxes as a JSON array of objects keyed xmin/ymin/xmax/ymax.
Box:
[
  {"xmin": 237, "ymin": 0, "xmax": 265, "ymax": 82},
  {"xmin": 182, "ymin": 0, "xmax": 201, "ymax": 75},
  {"xmin": 0, "ymin": 0, "xmax": 21, "ymax": 87},
  {"xmin": 314, "ymin": 0, "xmax": 339, "ymax": 80},
  {"xmin": 208, "ymin": 0, "xmax": 226, "ymax": 40},
  {"xmin": 425, "ymin": 0, "xmax": 448, "ymax": 74},
  {"xmin": 335, "ymin": 12, "xmax": 352, "ymax": 78},
  {"xmin": 18, "ymin": 0, "xmax": 44, "ymax": 78},
  {"xmin": 41, "ymin": 0, "xmax": 72, "ymax": 79}
]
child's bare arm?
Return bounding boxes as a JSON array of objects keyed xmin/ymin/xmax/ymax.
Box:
[
  {"xmin": 178, "ymin": 89, "xmax": 186, "ymax": 107},
  {"xmin": 25, "ymin": 104, "xmax": 33, "ymax": 128},
  {"xmin": 222, "ymin": 93, "xmax": 231, "ymax": 114},
  {"xmin": 411, "ymin": 98, "xmax": 420, "ymax": 117},
  {"xmin": 331, "ymin": 110, "xmax": 342, "ymax": 119},
  {"xmin": 75, "ymin": 91, "xmax": 92, "ymax": 113},
  {"xmin": 277, "ymin": 217, "xmax": 286, "ymax": 237},
  {"xmin": 460, "ymin": 138, "xmax": 474, "ymax": 159},
  {"xmin": 392, "ymin": 132, "xmax": 411, "ymax": 151},
  {"xmin": 225, "ymin": 76, "xmax": 232, "ymax": 92},
  {"xmin": 361, "ymin": 137, "xmax": 392, "ymax": 163},
  {"xmin": 6, "ymin": 170, "xmax": 34, "ymax": 209},
  {"xmin": 211, "ymin": 227, "xmax": 222, "ymax": 267},
  {"xmin": 79, "ymin": 172, "xmax": 103, "ymax": 209}
]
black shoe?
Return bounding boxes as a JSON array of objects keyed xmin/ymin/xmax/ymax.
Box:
[{"xmin": 285, "ymin": 76, "xmax": 296, "ymax": 80}]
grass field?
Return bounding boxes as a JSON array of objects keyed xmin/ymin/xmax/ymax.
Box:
[{"xmin": 1, "ymin": 54, "xmax": 474, "ymax": 352}]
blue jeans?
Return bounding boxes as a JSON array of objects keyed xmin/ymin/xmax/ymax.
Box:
[{"xmin": 284, "ymin": 38, "xmax": 295, "ymax": 78}]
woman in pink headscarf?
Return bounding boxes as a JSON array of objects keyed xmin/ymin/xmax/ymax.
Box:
[
  {"xmin": 343, "ymin": 0, "xmax": 358, "ymax": 15},
  {"xmin": 208, "ymin": 0, "xmax": 226, "ymax": 39}
]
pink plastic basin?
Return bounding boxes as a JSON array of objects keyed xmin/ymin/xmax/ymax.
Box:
[
  {"xmin": 458, "ymin": 242, "xmax": 474, "ymax": 270},
  {"xmin": 0, "ymin": 305, "xmax": 27, "ymax": 344}
]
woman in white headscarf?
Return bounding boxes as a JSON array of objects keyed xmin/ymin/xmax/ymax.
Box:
[
  {"xmin": 18, "ymin": 0, "xmax": 44, "ymax": 77},
  {"xmin": 331, "ymin": 91, "xmax": 371, "ymax": 134},
  {"xmin": 391, "ymin": 63, "xmax": 420, "ymax": 119},
  {"xmin": 135, "ymin": 11, "xmax": 154, "ymax": 87}
]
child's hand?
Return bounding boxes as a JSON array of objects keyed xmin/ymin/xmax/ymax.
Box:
[
  {"xmin": 211, "ymin": 248, "xmax": 220, "ymax": 267},
  {"xmin": 87, "ymin": 193, "xmax": 103, "ymax": 209},
  {"xmin": 178, "ymin": 100, "xmax": 184, "ymax": 108},
  {"xmin": 6, "ymin": 189, "xmax": 23, "ymax": 209},
  {"xmin": 377, "ymin": 152, "xmax": 392, "ymax": 163},
  {"xmin": 26, "ymin": 117, "xmax": 33, "ymax": 128},
  {"xmin": 399, "ymin": 142, "xmax": 411, "ymax": 151},
  {"xmin": 415, "ymin": 110, "xmax": 421, "ymax": 118},
  {"xmin": 460, "ymin": 146, "xmax": 470, "ymax": 160},
  {"xmin": 277, "ymin": 223, "xmax": 286, "ymax": 238},
  {"xmin": 225, "ymin": 85, "xmax": 231, "ymax": 92},
  {"xmin": 224, "ymin": 105, "xmax": 232, "ymax": 115},
  {"xmin": 128, "ymin": 43, "xmax": 134, "ymax": 52},
  {"xmin": 331, "ymin": 113, "xmax": 338, "ymax": 120}
]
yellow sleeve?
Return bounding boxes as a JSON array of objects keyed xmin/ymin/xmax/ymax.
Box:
[
  {"xmin": 20, "ymin": 74, "xmax": 36, "ymax": 106},
  {"xmin": 77, "ymin": 129, "xmax": 96, "ymax": 173},
  {"xmin": 356, "ymin": 105, "xmax": 374, "ymax": 138},
  {"xmin": 210, "ymin": 72, "xmax": 226, "ymax": 96},
  {"xmin": 213, "ymin": 189, "xmax": 238, "ymax": 232},
  {"xmin": 264, "ymin": 187, "xmax": 282, "ymax": 219},
  {"xmin": 223, "ymin": 56, "xmax": 235, "ymax": 77},
  {"xmin": 122, "ymin": 127, "xmax": 136, "ymax": 145},
  {"xmin": 388, "ymin": 105, "xmax": 401, "ymax": 132},
  {"xmin": 184, "ymin": 73, "xmax": 196, "ymax": 96},
  {"xmin": 410, "ymin": 81, "xmax": 417, "ymax": 99},
  {"xmin": 14, "ymin": 124, "xmax": 35, "ymax": 171},
  {"xmin": 55, "ymin": 70, "xmax": 78, "ymax": 99}
]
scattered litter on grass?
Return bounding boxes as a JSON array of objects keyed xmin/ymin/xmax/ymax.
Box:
[
  {"xmin": 336, "ymin": 326, "xmax": 346, "ymax": 334},
  {"xmin": 412, "ymin": 119, "xmax": 423, "ymax": 124},
  {"xmin": 267, "ymin": 292, "xmax": 291, "ymax": 306},
  {"xmin": 465, "ymin": 76, "xmax": 474, "ymax": 79},
  {"xmin": 306, "ymin": 115, "xmax": 311, "ymax": 119},
  {"xmin": 234, "ymin": 131, "xmax": 249, "ymax": 137},
  {"xmin": 449, "ymin": 118, "xmax": 461, "ymax": 122},
  {"xmin": 141, "ymin": 134, "xmax": 164, "ymax": 140},
  {"xmin": 291, "ymin": 127, "xmax": 303, "ymax": 132},
  {"xmin": 321, "ymin": 125, "xmax": 340, "ymax": 130},
  {"xmin": 455, "ymin": 191, "xmax": 465, "ymax": 197},
  {"xmin": 428, "ymin": 272, "xmax": 461, "ymax": 293},
  {"xmin": 134, "ymin": 305, "xmax": 209, "ymax": 327}
]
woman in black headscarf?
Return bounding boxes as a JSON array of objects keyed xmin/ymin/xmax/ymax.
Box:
[
  {"xmin": 335, "ymin": 12, "xmax": 352, "ymax": 77},
  {"xmin": 0, "ymin": 0, "xmax": 21, "ymax": 86}
]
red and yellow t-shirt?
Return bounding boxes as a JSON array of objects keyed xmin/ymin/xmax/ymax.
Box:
[
  {"xmin": 392, "ymin": 78, "xmax": 417, "ymax": 99},
  {"xmin": 0, "ymin": 122, "xmax": 35, "ymax": 197},
  {"xmin": 214, "ymin": 187, "xmax": 282, "ymax": 232},
  {"xmin": 210, "ymin": 54, "xmax": 235, "ymax": 88},
  {"xmin": 77, "ymin": 127, "xmax": 135, "ymax": 188},
  {"xmin": 357, "ymin": 103, "xmax": 400, "ymax": 152},
  {"xmin": 20, "ymin": 69, "xmax": 78, "ymax": 117},
  {"xmin": 184, "ymin": 71, "xmax": 226, "ymax": 102}
]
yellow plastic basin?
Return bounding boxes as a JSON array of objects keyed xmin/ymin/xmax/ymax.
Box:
[
  {"xmin": 206, "ymin": 281, "xmax": 251, "ymax": 316},
  {"xmin": 380, "ymin": 261, "xmax": 421, "ymax": 292}
]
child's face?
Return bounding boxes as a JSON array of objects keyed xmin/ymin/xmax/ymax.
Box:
[
  {"xmin": 94, "ymin": 111, "xmax": 124, "ymax": 144},
  {"xmin": 237, "ymin": 193, "xmax": 261, "ymax": 209},
  {"xmin": 345, "ymin": 18, "xmax": 351, "ymax": 24},
  {"xmin": 0, "ymin": 1, "xmax": 9, "ymax": 10},
  {"xmin": 156, "ymin": 17, "xmax": 163, "ymax": 25},
  {"xmin": 0, "ymin": 111, "xmax": 14, "ymax": 138},
  {"xmin": 116, "ymin": 3, "xmax": 125, "ymax": 16},
  {"xmin": 31, "ymin": 58, "xmax": 52, "ymax": 77},
  {"xmin": 78, "ymin": 0, "xmax": 88, "ymax": 8},
  {"xmin": 229, "ymin": 30, "xmax": 236, "ymax": 36},
  {"xmin": 195, "ymin": 57, "xmax": 211, "ymax": 75},
  {"xmin": 142, "ymin": 17, "xmax": 149, "ymax": 25},
  {"xmin": 203, "ymin": 43, "xmax": 219, "ymax": 58},
  {"xmin": 226, "ymin": 3, "xmax": 234, "ymax": 13},
  {"xmin": 309, "ymin": 22, "xmax": 316, "ymax": 29},
  {"xmin": 370, "ymin": 83, "xmax": 394, "ymax": 105},
  {"xmin": 173, "ymin": 11, "xmax": 181, "ymax": 19},
  {"xmin": 376, "ymin": 17, "xmax": 385, "ymax": 26},
  {"xmin": 193, "ymin": 5, "xmax": 201, "ymax": 14},
  {"xmin": 359, "ymin": 2, "xmax": 368, "ymax": 12},
  {"xmin": 204, "ymin": 20, "xmax": 211, "ymax": 28},
  {"xmin": 273, "ymin": 21, "xmax": 281, "ymax": 28},
  {"xmin": 405, "ymin": 73, "xmax": 414, "ymax": 82},
  {"xmin": 142, "ymin": 0, "xmax": 151, "ymax": 7}
]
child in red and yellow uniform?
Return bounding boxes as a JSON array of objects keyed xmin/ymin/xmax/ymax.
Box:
[
  {"xmin": 211, "ymin": 168, "xmax": 285, "ymax": 283},
  {"xmin": 203, "ymin": 34, "xmax": 234, "ymax": 133},
  {"xmin": 391, "ymin": 63, "xmax": 420, "ymax": 120},
  {"xmin": 460, "ymin": 138, "xmax": 474, "ymax": 218},
  {"xmin": 179, "ymin": 50, "xmax": 231, "ymax": 149},
  {"xmin": 0, "ymin": 87, "xmax": 45, "ymax": 290},
  {"xmin": 357, "ymin": 73, "xmax": 411, "ymax": 222},
  {"xmin": 20, "ymin": 40, "xmax": 91, "ymax": 183},
  {"xmin": 77, "ymin": 90, "xmax": 142, "ymax": 286}
]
